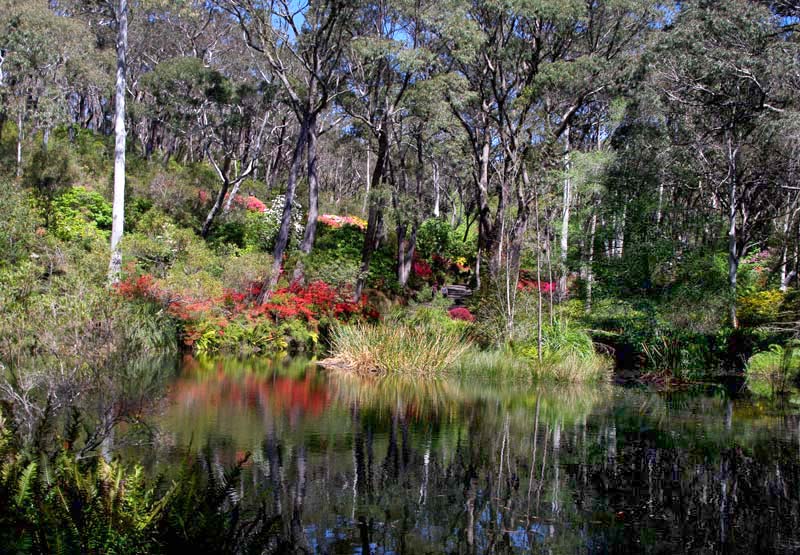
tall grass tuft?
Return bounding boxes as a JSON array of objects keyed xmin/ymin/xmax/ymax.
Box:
[
  {"xmin": 531, "ymin": 352, "xmax": 613, "ymax": 383},
  {"xmin": 453, "ymin": 347, "xmax": 532, "ymax": 378},
  {"xmin": 324, "ymin": 322, "xmax": 470, "ymax": 376}
]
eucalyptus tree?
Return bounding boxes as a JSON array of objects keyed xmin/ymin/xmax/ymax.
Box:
[
  {"xmin": 0, "ymin": 1, "xmax": 95, "ymax": 174},
  {"xmin": 340, "ymin": 0, "xmax": 445, "ymax": 296},
  {"xmin": 219, "ymin": 0, "xmax": 357, "ymax": 299},
  {"xmin": 651, "ymin": 0, "xmax": 800, "ymax": 327},
  {"xmin": 141, "ymin": 57, "xmax": 277, "ymax": 237},
  {"xmin": 432, "ymin": 0, "xmax": 660, "ymax": 339}
]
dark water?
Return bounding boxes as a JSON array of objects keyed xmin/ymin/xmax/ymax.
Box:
[{"xmin": 147, "ymin": 357, "xmax": 800, "ymax": 554}]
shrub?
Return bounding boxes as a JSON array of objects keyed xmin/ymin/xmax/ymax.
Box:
[
  {"xmin": 746, "ymin": 343, "xmax": 800, "ymax": 397},
  {"xmin": 51, "ymin": 186, "xmax": 112, "ymax": 243},
  {"xmin": 243, "ymin": 195, "xmax": 304, "ymax": 252},
  {"xmin": 738, "ymin": 290, "xmax": 785, "ymax": 326},
  {"xmin": 325, "ymin": 321, "xmax": 470, "ymax": 375},
  {"xmin": 453, "ymin": 347, "xmax": 531, "ymax": 378},
  {"xmin": 219, "ymin": 250, "xmax": 273, "ymax": 292},
  {"xmin": 449, "ymin": 306, "xmax": 475, "ymax": 322},
  {"xmin": 24, "ymin": 143, "xmax": 79, "ymax": 205},
  {"xmin": 0, "ymin": 185, "xmax": 41, "ymax": 268}
]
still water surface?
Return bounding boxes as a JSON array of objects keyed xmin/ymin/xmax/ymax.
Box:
[{"xmin": 147, "ymin": 357, "xmax": 800, "ymax": 554}]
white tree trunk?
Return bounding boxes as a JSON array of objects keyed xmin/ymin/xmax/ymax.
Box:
[
  {"xmin": 16, "ymin": 110, "xmax": 23, "ymax": 178},
  {"xmin": 585, "ymin": 199, "xmax": 598, "ymax": 314},
  {"xmin": 108, "ymin": 0, "xmax": 128, "ymax": 283},
  {"xmin": 559, "ymin": 126, "xmax": 571, "ymax": 299},
  {"xmin": 433, "ymin": 160, "xmax": 440, "ymax": 218}
]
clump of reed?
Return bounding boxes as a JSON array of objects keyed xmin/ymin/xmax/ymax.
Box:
[
  {"xmin": 454, "ymin": 319, "xmax": 612, "ymax": 383},
  {"xmin": 531, "ymin": 352, "xmax": 613, "ymax": 383},
  {"xmin": 324, "ymin": 322, "xmax": 470, "ymax": 376},
  {"xmin": 453, "ymin": 347, "xmax": 532, "ymax": 378}
]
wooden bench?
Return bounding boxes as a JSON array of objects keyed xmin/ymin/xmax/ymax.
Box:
[{"xmin": 441, "ymin": 284, "xmax": 473, "ymax": 305}]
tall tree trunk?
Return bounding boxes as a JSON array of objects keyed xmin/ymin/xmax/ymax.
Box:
[
  {"xmin": 15, "ymin": 110, "xmax": 23, "ymax": 178},
  {"xmin": 533, "ymin": 174, "xmax": 544, "ymax": 363},
  {"xmin": 585, "ymin": 197, "xmax": 598, "ymax": 315},
  {"xmin": 362, "ymin": 146, "xmax": 371, "ymax": 216},
  {"xmin": 558, "ymin": 126, "xmax": 571, "ymax": 300},
  {"xmin": 259, "ymin": 116, "xmax": 309, "ymax": 302},
  {"xmin": 475, "ymin": 135, "xmax": 492, "ymax": 289},
  {"xmin": 727, "ymin": 142, "xmax": 739, "ymax": 328},
  {"xmin": 108, "ymin": 0, "xmax": 128, "ymax": 284},
  {"xmin": 433, "ymin": 160, "xmax": 441, "ymax": 218},
  {"xmin": 300, "ymin": 115, "xmax": 319, "ymax": 254},
  {"xmin": 201, "ymin": 157, "xmax": 232, "ymax": 238},
  {"xmin": 354, "ymin": 126, "xmax": 389, "ymax": 300}
]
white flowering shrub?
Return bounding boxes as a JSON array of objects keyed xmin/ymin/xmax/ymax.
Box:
[{"xmin": 243, "ymin": 195, "xmax": 304, "ymax": 252}]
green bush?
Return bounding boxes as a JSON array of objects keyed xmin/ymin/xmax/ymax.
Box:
[
  {"xmin": 746, "ymin": 343, "xmax": 800, "ymax": 397},
  {"xmin": 243, "ymin": 195, "xmax": 303, "ymax": 252},
  {"xmin": 416, "ymin": 218, "xmax": 476, "ymax": 264},
  {"xmin": 0, "ymin": 184, "xmax": 41, "ymax": 268},
  {"xmin": 738, "ymin": 289, "xmax": 785, "ymax": 326},
  {"xmin": 51, "ymin": 186, "xmax": 112, "ymax": 243},
  {"xmin": 219, "ymin": 250, "xmax": 272, "ymax": 292},
  {"xmin": 24, "ymin": 143, "xmax": 80, "ymax": 205}
]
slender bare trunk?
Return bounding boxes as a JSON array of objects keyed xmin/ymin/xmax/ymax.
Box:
[
  {"xmin": 259, "ymin": 117, "xmax": 309, "ymax": 302},
  {"xmin": 15, "ymin": 110, "xmax": 23, "ymax": 178},
  {"xmin": 300, "ymin": 116, "xmax": 319, "ymax": 254},
  {"xmin": 354, "ymin": 126, "xmax": 389, "ymax": 300},
  {"xmin": 534, "ymin": 179, "xmax": 543, "ymax": 363},
  {"xmin": 727, "ymin": 141, "xmax": 739, "ymax": 328},
  {"xmin": 433, "ymin": 160, "xmax": 440, "ymax": 218},
  {"xmin": 585, "ymin": 198, "xmax": 598, "ymax": 315},
  {"xmin": 108, "ymin": 0, "xmax": 128, "ymax": 284},
  {"xmin": 362, "ymin": 146, "xmax": 370, "ymax": 216},
  {"xmin": 558, "ymin": 126, "xmax": 571, "ymax": 299}
]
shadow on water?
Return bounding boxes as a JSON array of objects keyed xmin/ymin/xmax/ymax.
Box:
[{"xmin": 145, "ymin": 356, "xmax": 800, "ymax": 554}]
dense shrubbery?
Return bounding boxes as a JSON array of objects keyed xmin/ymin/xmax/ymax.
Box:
[{"xmin": 117, "ymin": 274, "xmax": 378, "ymax": 356}]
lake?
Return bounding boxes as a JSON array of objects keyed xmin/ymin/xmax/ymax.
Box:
[{"xmin": 143, "ymin": 356, "xmax": 800, "ymax": 554}]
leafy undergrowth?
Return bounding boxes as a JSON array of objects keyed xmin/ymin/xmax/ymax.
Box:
[{"xmin": 116, "ymin": 275, "xmax": 379, "ymax": 356}]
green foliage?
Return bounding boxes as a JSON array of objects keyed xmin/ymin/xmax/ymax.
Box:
[
  {"xmin": 242, "ymin": 195, "xmax": 304, "ymax": 252},
  {"xmin": 0, "ymin": 183, "xmax": 41, "ymax": 268},
  {"xmin": 0, "ymin": 408, "xmax": 283, "ymax": 554},
  {"xmin": 390, "ymin": 302, "xmax": 472, "ymax": 337},
  {"xmin": 514, "ymin": 319, "xmax": 612, "ymax": 383},
  {"xmin": 24, "ymin": 143, "xmax": 80, "ymax": 202},
  {"xmin": 219, "ymin": 250, "xmax": 272, "ymax": 292},
  {"xmin": 51, "ymin": 185, "xmax": 112, "ymax": 243},
  {"xmin": 415, "ymin": 218, "xmax": 476, "ymax": 262},
  {"xmin": 303, "ymin": 223, "xmax": 364, "ymax": 287},
  {"xmin": 453, "ymin": 347, "xmax": 532, "ymax": 378},
  {"xmin": 746, "ymin": 343, "xmax": 800, "ymax": 397},
  {"xmin": 738, "ymin": 290, "xmax": 785, "ymax": 326}
]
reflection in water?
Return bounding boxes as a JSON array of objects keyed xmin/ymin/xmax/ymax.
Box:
[{"xmin": 150, "ymin": 357, "xmax": 800, "ymax": 554}]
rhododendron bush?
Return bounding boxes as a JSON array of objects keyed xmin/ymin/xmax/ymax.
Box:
[
  {"xmin": 116, "ymin": 275, "xmax": 378, "ymax": 355},
  {"xmin": 448, "ymin": 306, "xmax": 475, "ymax": 322},
  {"xmin": 518, "ymin": 270, "xmax": 557, "ymax": 293}
]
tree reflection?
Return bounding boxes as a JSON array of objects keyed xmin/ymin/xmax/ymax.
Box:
[{"xmin": 154, "ymin": 358, "xmax": 800, "ymax": 554}]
